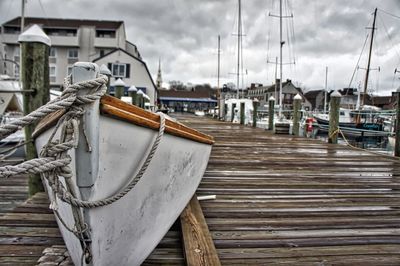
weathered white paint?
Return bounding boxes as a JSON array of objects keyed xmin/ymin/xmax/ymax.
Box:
[
  {"xmin": 225, "ymin": 98, "xmax": 254, "ymax": 124},
  {"xmin": 36, "ymin": 116, "xmax": 211, "ymax": 265},
  {"xmin": 35, "ymin": 66, "xmax": 212, "ymax": 265},
  {"xmin": 18, "ymin": 24, "xmax": 51, "ymax": 46}
]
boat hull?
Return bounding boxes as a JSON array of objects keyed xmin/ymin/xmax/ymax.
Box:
[
  {"xmin": 314, "ymin": 116, "xmax": 383, "ymax": 131},
  {"xmin": 35, "ymin": 115, "xmax": 212, "ymax": 265}
]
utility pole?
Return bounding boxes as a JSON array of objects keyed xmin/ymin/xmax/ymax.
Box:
[{"xmin": 21, "ymin": 0, "xmax": 26, "ymax": 33}]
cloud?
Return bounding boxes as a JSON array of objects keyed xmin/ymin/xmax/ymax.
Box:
[{"xmin": 1, "ymin": 0, "xmax": 400, "ymax": 94}]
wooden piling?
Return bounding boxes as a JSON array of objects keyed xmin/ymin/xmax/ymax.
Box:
[
  {"xmin": 293, "ymin": 94, "xmax": 302, "ymax": 136},
  {"xmin": 114, "ymin": 78, "xmax": 125, "ymax": 99},
  {"xmin": 18, "ymin": 25, "xmax": 51, "ymax": 196},
  {"xmin": 224, "ymin": 103, "xmax": 227, "ymax": 120},
  {"xmin": 395, "ymin": 88, "xmax": 400, "ymax": 157},
  {"xmin": 240, "ymin": 102, "xmax": 245, "ymax": 125},
  {"xmin": 253, "ymin": 99, "xmax": 259, "ymax": 127},
  {"xmin": 328, "ymin": 91, "xmax": 341, "ymax": 144},
  {"xmin": 268, "ymin": 96, "xmax": 275, "ymax": 131},
  {"xmin": 231, "ymin": 103, "xmax": 236, "ymax": 122},
  {"xmin": 137, "ymin": 89, "xmax": 144, "ymax": 108},
  {"xmin": 128, "ymin": 85, "xmax": 138, "ymax": 106},
  {"xmin": 99, "ymin": 64, "xmax": 112, "ymax": 93}
]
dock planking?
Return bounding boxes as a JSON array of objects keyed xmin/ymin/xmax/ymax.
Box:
[
  {"xmin": 1, "ymin": 114, "xmax": 400, "ymax": 265},
  {"xmin": 161, "ymin": 113, "xmax": 400, "ymax": 265}
]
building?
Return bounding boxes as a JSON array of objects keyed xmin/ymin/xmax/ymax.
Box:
[
  {"xmin": 304, "ymin": 90, "xmax": 326, "ymax": 111},
  {"xmin": 247, "ymin": 79, "xmax": 312, "ymax": 110},
  {"xmin": 156, "ymin": 58, "xmax": 162, "ymax": 90},
  {"xmin": 159, "ymin": 88, "xmax": 217, "ymax": 112},
  {"xmin": 93, "ymin": 48, "xmax": 157, "ymax": 106},
  {"xmin": 1, "ymin": 17, "xmax": 157, "ymax": 106}
]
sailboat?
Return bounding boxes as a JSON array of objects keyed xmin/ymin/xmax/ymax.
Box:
[
  {"xmin": 313, "ymin": 8, "xmax": 386, "ymax": 136},
  {"xmin": 33, "ymin": 62, "xmax": 214, "ymax": 265}
]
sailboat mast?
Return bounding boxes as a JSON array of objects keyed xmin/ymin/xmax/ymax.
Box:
[
  {"xmin": 279, "ymin": 0, "xmax": 283, "ymax": 117},
  {"xmin": 324, "ymin": 66, "xmax": 328, "ymax": 113},
  {"xmin": 362, "ymin": 7, "xmax": 377, "ymax": 108},
  {"xmin": 236, "ymin": 0, "xmax": 241, "ymax": 99},
  {"xmin": 274, "ymin": 56, "xmax": 278, "ymax": 100},
  {"xmin": 217, "ymin": 35, "xmax": 221, "ymax": 117}
]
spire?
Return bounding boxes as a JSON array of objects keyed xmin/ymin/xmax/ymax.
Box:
[{"xmin": 156, "ymin": 58, "xmax": 162, "ymax": 90}]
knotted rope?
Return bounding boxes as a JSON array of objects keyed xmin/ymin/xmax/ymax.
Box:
[{"xmin": 0, "ymin": 72, "xmax": 167, "ymax": 209}]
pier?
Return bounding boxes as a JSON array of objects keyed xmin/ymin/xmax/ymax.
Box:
[{"xmin": 1, "ymin": 114, "xmax": 400, "ymax": 265}]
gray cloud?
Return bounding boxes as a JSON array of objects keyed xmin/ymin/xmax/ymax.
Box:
[{"xmin": 1, "ymin": 0, "xmax": 400, "ymax": 94}]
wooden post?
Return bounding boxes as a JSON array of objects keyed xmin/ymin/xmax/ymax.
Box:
[
  {"xmin": 114, "ymin": 78, "xmax": 125, "ymax": 99},
  {"xmin": 143, "ymin": 94, "xmax": 150, "ymax": 109},
  {"xmin": 18, "ymin": 24, "xmax": 51, "ymax": 196},
  {"xmin": 137, "ymin": 89, "xmax": 144, "ymax": 108},
  {"xmin": 329, "ymin": 91, "xmax": 341, "ymax": 144},
  {"xmin": 394, "ymin": 88, "xmax": 400, "ymax": 156},
  {"xmin": 128, "ymin": 85, "xmax": 137, "ymax": 105},
  {"xmin": 224, "ymin": 103, "xmax": 227, "ymax": 120},
  {"xmin": 252, "ymin": 99, "xmax": 259, "ymax": 127},
  {"xmin": 99, "ymin": 64, "xmax": 112, "ymax": 93},
  {"xmin": 268, "ymin": 96, "xmax": 275, "ymax": 131},
  {"xmin": 240, "ymin": 102, "xmax": 245, "ymax": 125},
  {"xmin": 293, "ymin": 94, "xmax": 302, "ymax": 136},
  {"xmin": 231, "ymin": 103, "xmax": 236, "ymax": 122}
]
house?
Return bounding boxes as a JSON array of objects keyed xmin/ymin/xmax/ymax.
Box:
[
  {"xmin": 247, "ymin": 79, "xmax": 312, "ymax": 111},
  {"xmin": 0, "ymin": 17, "xmax": 157, "ymax": 107},
  {"xmin": 93, "ymin": 48, "xmax": 157, "ymax": 106},
  {"xmin": 304, "ymin": 90, "xmax": 326, "ymax": 111}
]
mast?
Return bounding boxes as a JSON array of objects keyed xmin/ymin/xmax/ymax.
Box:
[
  {"xmin": 274, "ymin": 56, "xmax": 278, "ymax": 100},
  {"xmin": 324, "ymin": 66, "xmax": 328, "ymax": 113},
  {"xmin": 217, "ymin": 35, "xmax": 221, "ymax": 117},
  {"xmin": 278, "ymin": 0, "xmax": 283, "ymax": 117},
  {"xmin": 236, "ymin": 0, "xmax": 241, "ymax": 99},
  {"xmin": 362, "ymin": 7, "xmax": 377, "ymax": 108}
]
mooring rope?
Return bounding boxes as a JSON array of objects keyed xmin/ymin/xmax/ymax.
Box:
[{"xmin": 0, "ymin": 72, "xmax": 167, "ymax": 209}]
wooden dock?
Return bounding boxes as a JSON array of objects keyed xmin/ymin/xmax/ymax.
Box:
[
  {"xmin": 1, "ymin": 114, "xmax": 400, "ymax": 265},
  {"xmin": 146, "ymin": 114, "xmax": 400, "ymax": 265}
]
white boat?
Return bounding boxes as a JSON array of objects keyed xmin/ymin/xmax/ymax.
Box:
[
  {"xmin": 33, "ymin": 65, "xmax": 214, "ymax": 265},
  {"xmin": 224, "ymin": 98, "xmax": 254, "ymax": 124}
]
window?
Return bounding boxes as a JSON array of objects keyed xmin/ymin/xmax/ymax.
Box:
[
  {"xmin": 50, "ymin": 65, "xmax": 56, "ymax": 82},
  {"xmin": 96, "ymin": 30, "xmax": 116, "ymax": 38},
  {"xmin": 49, "ymin": 47, "xmax": 57, "ymax": 58},
  {"xmin": 112, "ymin": 64, "xmax": 125, "ymax": 77},
  {"xmin": 109, "ymin": 63, "xmax": 130, "ymax": 78},
  {"xmin": 68, "ymin": 49, "xmax": 78, "ymax": 59}
]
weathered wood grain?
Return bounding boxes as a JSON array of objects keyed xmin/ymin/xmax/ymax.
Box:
[{"xmin": 180, "ymin": 195, "xmax": 221, "ymax": 266}]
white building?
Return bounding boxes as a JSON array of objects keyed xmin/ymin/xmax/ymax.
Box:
[{"xmin": 0, "ymin": 17, "xmax": 157, "ymax": 106}]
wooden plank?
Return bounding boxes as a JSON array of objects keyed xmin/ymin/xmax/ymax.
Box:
[{"xmin": 180, "ymin": 195, "xmax": 221, "ymax": 266}]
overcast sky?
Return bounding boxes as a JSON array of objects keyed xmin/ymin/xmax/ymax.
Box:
[{"xmin": 1, "ymin": 0, "xmax": 400, "ymax": 95}]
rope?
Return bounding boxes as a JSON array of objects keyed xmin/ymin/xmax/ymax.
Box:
[
  {"xmin": 337, "ymin": 128, "xmax": 400, "ymax": 161},
  {"xmin": 0, "ymin": 75, "xmax": 107, "ymax": 140},
  {"xmin": 328, "ymin": 127, "xmax": 339, "ymax": 139},
  {"xmin": 52, "ymin": 112, "xmax": 166, "ymax": 208}
]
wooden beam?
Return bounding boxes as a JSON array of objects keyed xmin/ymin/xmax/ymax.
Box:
[{"xmin": 180, "ymin": 195, "xmax": 221, "ymax": 266}]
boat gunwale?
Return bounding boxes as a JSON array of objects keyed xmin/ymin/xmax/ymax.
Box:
[{"xmin": 33, "ymin": 95, "xmax": 214, "ymax": 145}]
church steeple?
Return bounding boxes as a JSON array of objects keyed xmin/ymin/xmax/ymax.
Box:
[{"xmin": 156, "ymin": 58, "xmax": 162, "ymax": 90}]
